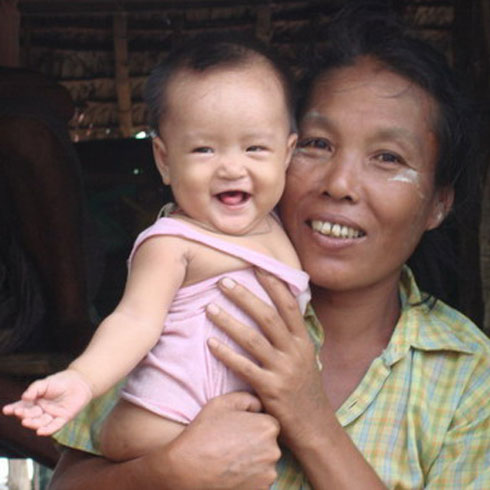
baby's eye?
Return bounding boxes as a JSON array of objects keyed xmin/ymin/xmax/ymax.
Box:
[
  {"xmin": 192, "ymin": 147, "xmax": 213, "ymax": 154},
  {"xmin": 246, "ymin": 145, "xmax": 267, "ymax": 152},
  {"xmin": 297, "ymin": 138, "xmax": 332, "ymax": 151}
]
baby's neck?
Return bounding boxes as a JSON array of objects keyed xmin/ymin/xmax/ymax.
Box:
[{"xmin": 171, "ymin": 211, "xmax": 274, "ymax": 238}]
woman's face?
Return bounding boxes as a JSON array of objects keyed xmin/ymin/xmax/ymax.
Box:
[{"xmin": 280, "ymin": 58, "xmax": 453, "ymax": 293}]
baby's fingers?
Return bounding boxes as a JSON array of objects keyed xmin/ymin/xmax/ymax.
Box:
[
  {"xmin": 18, "ymin": 403, "xmax": 44, "ymax": 419},
  {"xmin": 36, "ymin": 416, "xmax": 67, "ymax": 436},
  {"xmin": 2, "ymin": 401, "xmax": 17, "ymax": 415},
  {"xmin": 23, "ymin": 412, "xmax": 66, "ymax": 436},
  {"xmin": 2, "ymin": 400, "xmax": 39, "ymax": 418},
  {"xmin": 21, "ymin": 379, "xmax": 49, "ymax": 401},
  {"xmin": 21, "ymin": 412, "xmax": 52, "ymax": 432}
]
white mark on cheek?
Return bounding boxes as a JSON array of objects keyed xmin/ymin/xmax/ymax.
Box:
[
  {"xmin": 388, "ymin": 168, "xmax": 426, "ymax": 200},
  {"xmin": 389, "ymin": 168, "xmax": 418, "ymax": 184},
  {"xmin": 303, "ymin": 109, "xmax": 323, "ymax": 120},
  {"xmin": 387, "ymin": 167, "xmax": 430, "ymax": 256}
]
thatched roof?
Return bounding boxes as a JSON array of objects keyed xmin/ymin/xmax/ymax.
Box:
[{"xmin": 17, "ymin": 0, "xmax": 457, "ymax": 140}]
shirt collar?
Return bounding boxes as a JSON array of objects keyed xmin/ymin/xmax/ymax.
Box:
[
  {"xmin": 304, "ymin": 302, "xmax": 324, "ymax": 351},
  {"xmin": 381, "ymin": 266, "xmax": 474, "ymax": 367}
]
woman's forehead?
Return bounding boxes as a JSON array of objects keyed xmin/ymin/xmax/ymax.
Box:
[
  {"xmin": 304, "ymin": 60, "xmax": 438, "ymax": 132},
  {"xmin": 299, "ymin": 59, "xmax": 440, "ymax": 175}
]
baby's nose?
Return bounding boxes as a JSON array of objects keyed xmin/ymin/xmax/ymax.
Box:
[{"xmin": 217, "ymin": 158, "xmax": 247, "ymax": 179}]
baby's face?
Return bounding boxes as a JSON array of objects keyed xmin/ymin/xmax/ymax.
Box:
[{"xmin": 152, "ymin": 61, "xmax": 297, "ymax": 236}]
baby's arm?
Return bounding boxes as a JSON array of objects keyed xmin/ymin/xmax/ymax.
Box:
[{"xmin": 2, "ymin": 235, "xmax": 188, "ymax": 435}]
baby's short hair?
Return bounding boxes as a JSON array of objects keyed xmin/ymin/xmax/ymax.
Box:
[{"xmin": 144, "ymin": 32, "xmax": 296, "ymax": 134}]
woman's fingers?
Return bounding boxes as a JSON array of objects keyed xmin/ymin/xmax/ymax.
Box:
[
  {"xmin": 207, "ymin": 335, "xmax": 265, "ymax": 388},
  {"xmin": 254, "ymin": 268, "xmax": 310, "ymax": 339},
  {"xmin": 206, "ymin": 302, "xmax": 272, "ymax": 366},
  {"xmin": 216, "ymin": 276, "xmax": 292, "ymax": 349}
]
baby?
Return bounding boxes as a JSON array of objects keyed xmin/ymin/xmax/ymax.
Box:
[{"xmin": 3, "ymin": 33, "xmax": 310, "ymax": 462}]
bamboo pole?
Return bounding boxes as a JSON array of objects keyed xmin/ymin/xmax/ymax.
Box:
[
  {"xmin": 477, "ymin": 0, "xmax": 490, "ymax": 333},
  {"xmin": 8, "ymin": 459, "xmax": 30, "ymax": 490},
  {"xmin": 449, "ymin": 0, "xmax": 485, "ymax": 326},
  {"xmin": 113, "ymin": 11, "xmax": 133, "ymax": 138}
]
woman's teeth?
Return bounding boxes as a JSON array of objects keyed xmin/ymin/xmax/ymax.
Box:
[{"xmin": 311, "ymin": 220, "xmax": 364, "ymax": 239}]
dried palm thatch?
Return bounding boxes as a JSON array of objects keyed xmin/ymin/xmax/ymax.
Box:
[{"xmin": 17, "ymin": 0, "xmax": 457, "ymax": 140}]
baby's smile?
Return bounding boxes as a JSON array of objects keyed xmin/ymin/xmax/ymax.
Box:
[{"xmin": 216, "ymin": 191, "xmax": 251, "ymax": 206}]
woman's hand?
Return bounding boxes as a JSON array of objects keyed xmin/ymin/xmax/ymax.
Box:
[
  {"xmin": 206, "ymin": 271, "xmax": 388, "ymax": 489},
  {"xmin": 49, "ymin": 392, "xmax": 281, "ymax": 490},
  {"xmin": 163, "ymin": 391, "xmax": 282, "ymax": 490},
  {"xmin": 206, "ymin": 268, "xmax": 329, "ymax": 449}
]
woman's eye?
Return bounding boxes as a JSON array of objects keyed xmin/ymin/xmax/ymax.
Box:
[
  {"xmin": 374, "ymin": 152, "xmax": 404, "ymax": 165},
  {"xmin": 297, "ymin": 138, "xmax": 332, "ymax": 151},
  {"xmin": 192, "ymin": 147, "xmax": 213, "ymax": 154}
]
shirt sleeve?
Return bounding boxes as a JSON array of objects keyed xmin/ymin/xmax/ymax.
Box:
[
  {"xmin": 52, "ymin": 382, "xmax": 123, "ymax": 455},
  {"xmin": 425, "ymin": 352, "xmax": 490, "ymax": 488}
]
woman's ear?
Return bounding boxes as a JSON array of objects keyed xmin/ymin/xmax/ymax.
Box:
[
  {"xmin": 427, "ymin": 186, "xmax": 455, "ymax": 230},
  {"xmin": 284, "ymin": 133, "xmax": 298, "ymax": 169},
  {"xmin": 152, "ymin": 136, "xmax": 171, "ymax": 185}
]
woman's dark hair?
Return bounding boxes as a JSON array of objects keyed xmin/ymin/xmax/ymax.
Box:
[
  {"xmin": 298, "ymin": 2, "xmax": 483, "ymax": 306},
  {"xmin": 144, "ymin": 32, "xmax": 296, "ymax": 134}
]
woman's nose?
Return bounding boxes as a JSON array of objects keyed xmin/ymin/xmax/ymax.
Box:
[{"xmin": 320, "ymin": 151, "xmax": 360, "ymax": 202}]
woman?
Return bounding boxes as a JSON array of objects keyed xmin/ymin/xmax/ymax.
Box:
[{"xmin": 48, "ymin": 6, "xmax": 490, "ymax": 490}]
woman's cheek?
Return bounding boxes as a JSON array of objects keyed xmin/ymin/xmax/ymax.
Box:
[{"xmin": 286, "ymin": 154, "xmax": 323, "ymax": 190}]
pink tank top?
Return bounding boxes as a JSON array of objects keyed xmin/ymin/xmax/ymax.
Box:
[{"xmin": 121, "ymin": 217, "xmax": 310, "ymax": 424}]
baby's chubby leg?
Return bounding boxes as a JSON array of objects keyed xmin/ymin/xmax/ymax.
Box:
[{"xmin": 99, "ymin": 399, "xmax": 185, "ymax": 461}]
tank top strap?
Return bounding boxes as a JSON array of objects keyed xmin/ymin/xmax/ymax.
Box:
[{"xmin": 129, "ymin": 217, "xmax": 309, "ymax": 295}]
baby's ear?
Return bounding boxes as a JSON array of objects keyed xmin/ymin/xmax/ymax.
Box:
[
  {"xmin": 285, "ymin": 133, "xmax": 298, "ymax": 169},
  {"xmin": 152, "ymin": 137, "xmax": 171, "ymax": 185},
  {"xmin": 426, "ymin": 186, "xmax": 454, "ymax": 230}
]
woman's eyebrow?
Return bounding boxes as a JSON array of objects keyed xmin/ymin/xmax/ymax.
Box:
[
  {"xmin": 370, "ymin": 127, "xmax": 423, "ymax": 153},
  {"xmin": 301, "ymin": 110, "xmax": 331, "ymax": 124}
]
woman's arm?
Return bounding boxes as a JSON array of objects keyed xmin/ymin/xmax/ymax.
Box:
[
  {"xmin": 48, "ymin": 392, "xmax": 281, "ymax": 490},
  {"xmin": 206, "ymin": 269, "xmax": 386, "ymax": 489}
]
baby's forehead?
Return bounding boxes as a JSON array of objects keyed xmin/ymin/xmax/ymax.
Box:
[
  {"xmin": 170, "ymin": 56, "xmax": 284, "ymax": 88},
  {"xmin": 162, "ymin": 61, "xmax": 291, "ymax": 115}
]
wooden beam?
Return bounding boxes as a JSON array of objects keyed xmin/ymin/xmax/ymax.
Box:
[
  {"xmin": 0, "ymin": 0, "xmax": 21, "ymax": 67},
  {"xmin": 476, "ymin": 0, "xmax": 490, "ymax": 333},
  {"xmin": 255, "ymin": 5, "xmax": 271, "ymax": 43},
  {"xmin": 113, "ymin": 11, "xmax": 133, "ymax": 138},
  {"xmin": 19, "ymin": 0, "xmax": 323, "ymax": 15},
  {"xmin": 0, "ymin": 353, "xmax": 70, "ymax": 377},
  {"xmin": 451, "ymin": 0, "xmax": 485, "ymax": 326}
]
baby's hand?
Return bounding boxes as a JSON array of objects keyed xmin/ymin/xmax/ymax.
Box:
[{"xmin": 2, "ymin": 369, "xmax": 93, "ymax": 436}]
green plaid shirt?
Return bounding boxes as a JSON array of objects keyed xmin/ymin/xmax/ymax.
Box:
[{"xmin": 54, "ymin": 267, "xmax": 490, "ymax": 489}]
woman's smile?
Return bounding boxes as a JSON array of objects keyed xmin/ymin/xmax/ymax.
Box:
[
  {"xmin": 309, "ymin": 219, "xmax": 365, "ymax": 239},
  {"xmin": 280, "ymin": 57, "xmax": 449, "ymax": 292}
]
